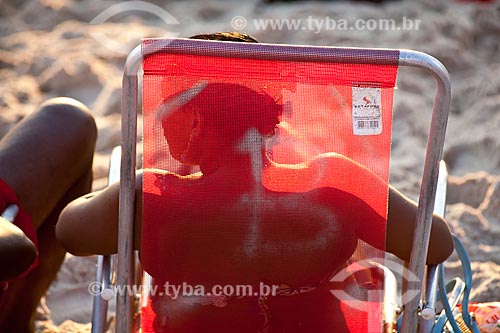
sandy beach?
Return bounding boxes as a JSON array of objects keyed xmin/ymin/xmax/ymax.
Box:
[{"xmin": 0, "ymin": 0, "xmax": 499, "ymax": 331}]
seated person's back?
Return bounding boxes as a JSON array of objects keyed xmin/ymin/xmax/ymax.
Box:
[{"xmin": 57, "ymin": 49, "xmax": 453, "ymax": 333}]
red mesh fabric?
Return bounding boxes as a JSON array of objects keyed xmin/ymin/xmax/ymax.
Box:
[{"xmin": 140, "ymin": 38, "xmax": 398, "ymax": 333}]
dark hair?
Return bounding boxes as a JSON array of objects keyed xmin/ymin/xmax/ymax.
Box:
[
  {"xmin": 182, "ymin": 33, "xmax": 279, "ymax": 142},
  {"xmin": 163, "ymin": 34, "xmax": 280, "ymax": 144},
  {"xmin": 176, "ymin": 83, "xmax": 282, "ymax": 143},
  {"xmin": 189, "ymin": 32, "xmax": 258, "ymax": 43}
]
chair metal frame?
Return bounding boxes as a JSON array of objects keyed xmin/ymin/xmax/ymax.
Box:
[
  {"xmin": 420, "ymin": 161, "xmax": 448, "ymax": 332},
  {"xmin": 95, "ymin": 38, "xmax": 451, "ymax": 333},
  {"xmin": 91, "ymin": 146, "xmax": 121, "ymax": 333}
]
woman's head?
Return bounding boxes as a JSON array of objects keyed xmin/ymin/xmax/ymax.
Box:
[
  {"xmin": 160, "ymin": 32, "xmax": 281, "ymax": 165},
  {"xmin": 160, "ymin": 82, "xmax": 283, "ymax": 164}
]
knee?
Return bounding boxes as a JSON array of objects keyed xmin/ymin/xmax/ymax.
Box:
[
  {"xmin": 38, "ymin": 97, "xmax": 97, "ymax": 152},
  {"xmin": 39, "ymin": 97, "xmax": 97, "ymax": 137}
]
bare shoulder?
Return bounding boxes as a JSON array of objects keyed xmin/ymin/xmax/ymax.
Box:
[
  {"xmin": 307, "ymin": 152, "xmax": 365, "ymax": 169},
  {"xmin": 265, "ymin": 152, "xmax": 364, "ymax": 192},
  {"xmin": 271, "ymin": 152, "xmax": 361, "ymax": 172}
]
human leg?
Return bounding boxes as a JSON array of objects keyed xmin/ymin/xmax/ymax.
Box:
[
  {"xmin": 0, "ymin": 97, "xmax": 97, "ymax": 227},
  {"xmin": 0, "ymin": 97, "xmax": 97, "ymax": 332}
]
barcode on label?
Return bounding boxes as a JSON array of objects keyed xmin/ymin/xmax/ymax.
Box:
[
  {"xmin": 357, "ymin": 120, "xmax": 380, "ymax": 129},
  {"xmin": 352, "ymin": 86, "xmax": 382, "ymax": 136}
]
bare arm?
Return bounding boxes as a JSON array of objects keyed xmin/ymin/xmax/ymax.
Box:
[
  {"xmin": 57, "ymin": 159, "xmax": 453, "ymax": 265},
  {"xmin": 56, "ymin": 173, "xmax": 143, "ymax": 256},
  {"xmin": 385, "ymin": 186, "xmax": 453, "ymax": 265},
  {"xmin": 308, "ymin": 153, "xmax": 454, "ymax": 265}
]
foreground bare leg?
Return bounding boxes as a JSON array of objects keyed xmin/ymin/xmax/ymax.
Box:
[{"xmin": 0, "ymin": 98, "xmax": 97, "ymax": 333}]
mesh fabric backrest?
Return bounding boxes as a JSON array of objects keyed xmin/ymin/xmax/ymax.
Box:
[{"xmin": 140, "ymin": 38, "xmax": 398, "ymax": 333}]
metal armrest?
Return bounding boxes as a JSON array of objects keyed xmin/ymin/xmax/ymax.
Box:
[
  {"xmin": 419, "ymin": 161, "xmax": 448, "ymax": 333},
  {"xmin": 91, "ymin": 146, "xmax": 121, "ymax": 333}
]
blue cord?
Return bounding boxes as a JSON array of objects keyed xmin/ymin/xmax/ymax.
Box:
[{"xmin": 435, "ymin": 234, "xmax": 480, "ymax": 333}]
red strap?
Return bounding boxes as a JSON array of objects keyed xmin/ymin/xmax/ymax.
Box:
[{"xmin": 0, "ymin": 178, "xmax": 39, "ymax": 279}]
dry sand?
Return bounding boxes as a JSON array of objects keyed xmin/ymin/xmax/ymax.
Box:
[{"xmin": 0, "ymin": 0, "xmax": 499, "ymax": 332}]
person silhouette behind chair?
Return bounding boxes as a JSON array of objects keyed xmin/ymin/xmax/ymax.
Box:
[{"xmin": 56, "ymin": 32, "xmax": 453, "ymax": 333}]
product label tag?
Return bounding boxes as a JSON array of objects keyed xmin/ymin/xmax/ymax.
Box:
[{"xmin": 352, "ymin": 87, "xmax": 382, "ymax": 136}]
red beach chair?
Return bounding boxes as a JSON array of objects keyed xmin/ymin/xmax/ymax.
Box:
[{"xmin": 92, "ymin": 37, "xmax": 454, "ymax": 333}]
